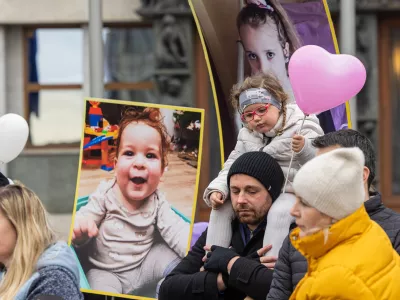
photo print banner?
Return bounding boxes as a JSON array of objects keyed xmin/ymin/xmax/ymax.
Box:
[
  {"xmin": 69, "ymin": 98, "xmax": 204, "ymax": 300},
  {"xmin": 189, "ymin": 0, "xmax": 351, "ymax": 161}
]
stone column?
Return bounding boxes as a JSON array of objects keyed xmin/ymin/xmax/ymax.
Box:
[
  {"xmin": 137, "ymin": 0, "xmax": 195, "ymax": 107},
  {"xmin": 340, "ymin": 0, "xmax": 357, "ymax": 130},
  {"xmin": 88, "ymin": 0, "xmax": 104, "ymax": 98},
  {"xmin": 0, "ymin": 26, "xmax": 7, "ymax": 176}
]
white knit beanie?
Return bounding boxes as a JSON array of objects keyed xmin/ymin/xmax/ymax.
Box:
[{"xmin": 293, "ymin": 147, "xmax": 365, "ymax": 220}]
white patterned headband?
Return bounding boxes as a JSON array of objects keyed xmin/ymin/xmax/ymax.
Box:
[
  {"xmin": 245, "ymin": 0, "xmax": 274, "ymax": 11},
  {"xmin": 239, "ymin": 88, "xmax": 282, "ymax": 111}
]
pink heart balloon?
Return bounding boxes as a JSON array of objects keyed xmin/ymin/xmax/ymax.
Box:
[{"xmin": 288, "ymin": 45, "xmax": 366, "ymax": 115}]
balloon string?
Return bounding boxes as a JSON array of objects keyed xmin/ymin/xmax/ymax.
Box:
[{"xmin": 282, "ymin": 114, "xmax": 307, "ymax": 193}]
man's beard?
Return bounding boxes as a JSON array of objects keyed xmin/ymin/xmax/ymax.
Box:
[{"xmin": 233, "ymin": 202, "xmax": 270, "ymax": 226}]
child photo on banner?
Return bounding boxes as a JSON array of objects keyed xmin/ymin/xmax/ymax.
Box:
[
  {"xmin": 190, "ymin": 0, "xmax": 349, "ymax": 159},
  {"xmin": 189, "ymin": 0, "xmax": 351, "ymax": 263},
  {"xmin": 69, "ymin": 99, "xmax": 204, "ymax": 300}
]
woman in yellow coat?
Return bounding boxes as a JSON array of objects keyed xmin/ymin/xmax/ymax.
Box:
[{"xmin": 289, "ymin": 147, "xmax": 400, "ymax": 300}]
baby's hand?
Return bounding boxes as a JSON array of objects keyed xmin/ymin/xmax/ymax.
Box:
[
  {"xmin": 72, "ymin": 217, "xmax": 98, "ymax": 245},
  {"xmin": 292, "ymin": 134, "xmax": 305, "ymax": 153},
  {"xmin": 210, "ymin": 191, "xmax": 224, "ymax": 209}
]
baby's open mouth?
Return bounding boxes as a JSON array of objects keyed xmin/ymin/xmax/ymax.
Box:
[{"xmin": 131, "ymin": 177, "xmax": 147, "ymax": 184}]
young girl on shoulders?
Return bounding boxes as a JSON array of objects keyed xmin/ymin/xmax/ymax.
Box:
[{"xmin": 204, "ymin": 73, "xmax": 324, "ymax": 257}]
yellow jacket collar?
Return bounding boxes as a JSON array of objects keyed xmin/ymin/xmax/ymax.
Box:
[{"xmin": 290, "ymin": 205, "xmax": 371, "ymax": 259}]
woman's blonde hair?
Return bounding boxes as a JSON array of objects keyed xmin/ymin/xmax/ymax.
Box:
[
  {"xmin": 0, "ymin": 183, "xmax": 56, "ymax": 299},
  {"xmin": 230, "ymin": 72, "xmax": 288, "ymax": 135}
]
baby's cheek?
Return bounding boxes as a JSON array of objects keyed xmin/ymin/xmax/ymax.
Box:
[
  {"xmin": 150, "ymin": 170, "xmax": 163, "ymax": 182},
  {"xmin": 115, "ymin": 161, "xmax": 130, "ymax": 174},
  {"xmin": 114, "ymin": 170, "xmax": 125, "ymax": 181},
  {"xmin": 150, "ymin": 161, "xmax": 163, "ymax": 173}
]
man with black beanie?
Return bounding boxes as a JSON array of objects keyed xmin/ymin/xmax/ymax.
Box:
[{"xmin": 159, "ymin": 152, "xmax": 286, "ymax": 300}]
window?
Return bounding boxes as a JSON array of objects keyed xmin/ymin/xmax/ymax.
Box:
[
  {"xmin": 379, "ymin": 18, "xmax": 400, "ymax": 210},
  {"xmin": 24, "ymin": 24, "xmax": 155, "ymax": 148},
  {"xmin": 24, "ymin": 27, "xmax": 83, "ymax": 147},
  {"xmin": 103, "ymin": 25, "xmax": 156, "ymax": 102}
]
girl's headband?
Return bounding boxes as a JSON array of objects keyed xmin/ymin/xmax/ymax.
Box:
[
  {"xmin": 245, "ymin": 0, "xmax": 274, "ymax": 12},
  {"xmin": 239, "ymin": 88, "xmax": 281, "ymax": 111}
]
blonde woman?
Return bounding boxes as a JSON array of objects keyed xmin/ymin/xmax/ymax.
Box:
[
  {"xmin": 0, "ymin": 183, "xmax": 83, "ymax": 300},
  {"xmin": 289, "ymin": 148, "xmax": 400, "ymax": 299}
]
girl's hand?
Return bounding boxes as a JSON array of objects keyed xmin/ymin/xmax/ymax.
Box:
[
  {"xmin": 72, "ymin": 218, "xmax": 98, "ymax": 245},
  {"xmin": 210, "ymin": 191, "xmax": 224, "ymax": 209},
  {"xmin": 260, "ymin": 255, "xmax": 278, "ymax": 269},
  {"xmin": 292, "ymin": 134, "xmax": 305, "ymax": 153}
]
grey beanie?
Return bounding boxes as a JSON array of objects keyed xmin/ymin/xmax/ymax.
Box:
[{"xmin": 293, "ymin": 147, "xmax": 365, "ymax": 220}]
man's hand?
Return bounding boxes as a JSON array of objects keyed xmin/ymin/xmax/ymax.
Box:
[
  {"xmin": 217, "ymin": 273, "xmax": 227, "ymax": 292},
  {"xmin": 203, "ymin": 245, "xmax": 239, "ymax": 274},
  {"xmin": 210, "ymin": 191, "xmax": 224, "ymax": 209},
  {"xmin": 200, "ymin": 245, "xmax": 211, "ymax": 271},
  {"xmin": 202, "ymin": 245, "xmax": 211, "ymax": 263},
  {"xmin": 226, "ymin": 256, "xmax": 240, "ymax": 274},
  {"xmin": 247, "ymin": 244, "xmax": 278, "ymax": 269},
  {"xmin": 292, "ymin": 134, "xmax": 305, "ymax": 153}
]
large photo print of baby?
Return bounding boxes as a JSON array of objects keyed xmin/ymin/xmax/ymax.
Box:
[{"xmin": 69, "ymin": 99, "xmax": 204, "ymax": 299}]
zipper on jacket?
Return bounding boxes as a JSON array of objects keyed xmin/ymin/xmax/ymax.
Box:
[
  {"xmin": 263, "ymin": 134, "xmax": 272, "ymax": 145},
  {"xmin": 259, "ymin": 134, "xmax": 272, "ymax": 151}
]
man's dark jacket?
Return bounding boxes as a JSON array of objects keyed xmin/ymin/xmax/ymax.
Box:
[
  {"xmin": 158, "ymin": 219, "xmax": 274, "ymax": 300},
  {"xmin": 267, "ymin": 193, "xmax": 400, "ymax": 300}
]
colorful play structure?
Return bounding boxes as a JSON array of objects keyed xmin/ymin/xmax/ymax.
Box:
[{"xmin": 82, "ymin": 101, "xmax": 119, "ymax": 171}]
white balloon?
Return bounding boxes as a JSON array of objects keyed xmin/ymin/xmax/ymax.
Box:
[{"xmin": 0, "ymin": 114, "xmax": 29, "ymax": 164}]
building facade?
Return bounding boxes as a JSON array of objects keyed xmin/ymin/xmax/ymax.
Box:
[
  {"xmin": 0, "ymin": 0, "xmax": 398, "ymax": 236},
  {"xmin": 0, "ymin": 0, "xmax": 220, "ymax": 225},
  {"xmin": 329, "ymin": 0, "xmax": 400, "ymax": 211}
]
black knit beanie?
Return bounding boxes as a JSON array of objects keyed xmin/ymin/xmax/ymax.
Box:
[{"xmin": 227, "ymin": 152, "xmax": 284, "ymax": 202}]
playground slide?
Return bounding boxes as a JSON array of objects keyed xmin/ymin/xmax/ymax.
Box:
[{"xmin": 83, "ymin": 135, "xmax": 113, "ymax": 150}]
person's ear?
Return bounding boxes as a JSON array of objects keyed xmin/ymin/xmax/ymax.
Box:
[
  {"xmin": 283, "ymin": 42, "xmax": 290, "ymax": 63},
  {"xmin": 363, "ymin": 166, "xmax": 370, "ymax": 185},
  {"xmin": 114, "ymin": 157, "xmax": 118, "ymax": 172}
]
